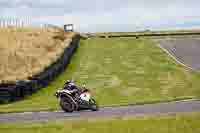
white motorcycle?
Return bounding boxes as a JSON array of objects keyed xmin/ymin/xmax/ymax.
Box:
[{"xmin": 55, "ymin": 86, "xmax": 99, "ymax": 112}]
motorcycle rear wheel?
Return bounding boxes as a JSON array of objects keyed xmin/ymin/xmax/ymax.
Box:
[{"xmin": 60, "ymin": 97, "xmax": 75, "ymax": 112}]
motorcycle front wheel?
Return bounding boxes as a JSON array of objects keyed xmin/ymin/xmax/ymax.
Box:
[{"xmin": 89, "ymin": 98, "xmax": 99, "ymax": 111}]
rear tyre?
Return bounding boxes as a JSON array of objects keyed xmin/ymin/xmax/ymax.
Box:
[
  {"xmin": 60, "ymin": 96, "xmax": 75, "ymax": 112},
  {"xmin": 89, "ymin": 98, "xmax": 99, "ymax": 111}
]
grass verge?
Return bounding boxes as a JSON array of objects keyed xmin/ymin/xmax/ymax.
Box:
[
  {"xmin": 0, "ymin": 37, "xmax": 200, "ymax": 113},
  {"xmin": 0, "ymin": 112, "xmax": 200, "ymax": 133}
]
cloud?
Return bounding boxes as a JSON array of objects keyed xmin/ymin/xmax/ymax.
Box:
[
  {"xmin": 0, "ymin": 0, "xmax": 200, "ymax": 32},
  {"xmin": 0, "ymin": 0, "xmax": 131, "ymax": 13}
]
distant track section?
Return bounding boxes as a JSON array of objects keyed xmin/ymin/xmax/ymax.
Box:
[
  {"xmin": 158, "ymin": 38, "xmax": 200, "ymax": 71},
  {"xmin": 94, "ymin": 32, "xmax": 200, "ymax": 38}
]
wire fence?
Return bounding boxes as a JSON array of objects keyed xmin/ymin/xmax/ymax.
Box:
[{"xmin": 0, "ymin": 18, "xmax": 57, "ymax": 28}]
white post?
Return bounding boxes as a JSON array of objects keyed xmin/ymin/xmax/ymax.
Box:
[
  {"xmin": 5, "ymin": 19, "xmax": 7, "ymax": 28},
  {"xmin": 2, "ymin": 19, "xmax": 3, "ymax": 28},
  {"xmin": 22, "ymin": 19, "xmax": 24, "ymax": 28},
  {"xmin": 8, "ymin": 19, "xmax": 10, "ymax": 27},
  {"xmin": 11, "ymin": 19, "xmax": 13, "ymax": 26},
  {"xmin": 20, "ymin": 19, "xmax": 22, "ymax": 28},
  {"xmin": 15, "ymin": 19, "xmax": 17, "ymax": 27},
  {"xmin": 4, "ymin": 19, "xmax": 6, "ymax": 28}
]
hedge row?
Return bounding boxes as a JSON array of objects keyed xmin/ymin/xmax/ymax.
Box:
[{"xmin": 0, "ymin": 34, "xmax": 81, "ymax": 102}]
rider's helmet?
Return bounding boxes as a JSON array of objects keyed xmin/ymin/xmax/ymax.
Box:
[
  {"xmin": 69, "ymin": 82, "xmax": 75, "ymax": 86},
  {"xmin": 65, "ymin": 80, "xmax": 71, "ymax": 86},
  {"xmin": 67, "ymin": 81, "xmax": 76, "ymax": 90},
  {"xmin": 65, "ymin": 79, "xmax": 74, "ymax": 85},
  {"xmin": 66, "ymin": 80, "xmax": 70, "ymax": 84}
]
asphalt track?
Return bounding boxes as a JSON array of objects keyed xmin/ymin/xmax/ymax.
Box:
[
  {"xmin": 0, "ymin": 100, "xmax": 200, "ymax": 123},
  {"xmin": 1, "ymin": 37, "xmax": 200, "ymax": 123},
  {"xmin": 158, "ymin": 38, "xmax": 200, "ymax": 71}
]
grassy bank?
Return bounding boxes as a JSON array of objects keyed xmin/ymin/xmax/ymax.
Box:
[
  {"xmin": 0, "ymin": 113, "xmax": 200, "ymax": 133},
  {"xmin": 0, "ymin": 37, "xmax": 200, "ymax": 113},
  {"xmin": 0, "ymin": 27, "xmax": 75, "ymax": 83}
]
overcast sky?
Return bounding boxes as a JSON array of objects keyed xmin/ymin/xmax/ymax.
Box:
[{"xmin": 1, "ymin": 0, "xmax": 200, "ymax": 32}]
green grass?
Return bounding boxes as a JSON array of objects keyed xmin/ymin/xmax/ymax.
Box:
[
  {"xmin": 0, "ymin": 37, "xmax": 200, "ymax": 113},
  {"xmin": 0, "ymin": 113, "xmax": 200, "ymax": 133}
]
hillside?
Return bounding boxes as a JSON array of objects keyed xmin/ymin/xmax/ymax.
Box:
[{"xmin": 0, "ymin": 27, "xmax": 75, "ymax": 84}]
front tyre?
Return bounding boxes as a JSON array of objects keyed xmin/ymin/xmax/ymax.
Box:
[
  {"xmin": 89, "ymin": 98, "xmax": 99, "ymax": 111},
  {"xmin": 60, "ymin": 97, "xmax": 75, "ymax": 112}
]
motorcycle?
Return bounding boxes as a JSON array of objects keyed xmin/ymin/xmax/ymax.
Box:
[{"xmin": 55, "ymin": 86, "xmax": 99, "ymax": 112}]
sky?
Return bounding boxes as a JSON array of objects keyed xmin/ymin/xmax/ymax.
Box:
[{"xmin": 0, "ymin": 0, "xmax": 200, "ymax": 32}]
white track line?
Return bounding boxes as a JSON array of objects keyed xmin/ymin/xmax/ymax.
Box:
[{"xmin": 157, "ymin": 43, "xmax": 199, "ymax": 72}]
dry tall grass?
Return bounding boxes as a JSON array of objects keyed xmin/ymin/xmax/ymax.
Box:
[{"xmin": 0, "ymin": 27, "xmax": 76, "ymax": 84}]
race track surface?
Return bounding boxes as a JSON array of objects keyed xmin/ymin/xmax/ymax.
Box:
[
  {"xmin": 158, "ymin": 38, "xmax": 200, "ymax": 71},
  {"xmin": 0, "ymin": 100, "xmax": 200, "ymax": 123}
]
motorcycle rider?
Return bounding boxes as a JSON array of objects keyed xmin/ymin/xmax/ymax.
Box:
[
  {"xmin": 64, "ymin": 80, "xmax": 78, "ymax": 91},
  {"xmin": 55, "ymin": 81, "xmax": 98, "ymax": 112},
  {"xmin": 63, "ymin": 80, "xmax": 78, "ymax": 95},
  {"xmin": 63, "ymin": 80, "xmax": 91, "ymax": 103}
]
